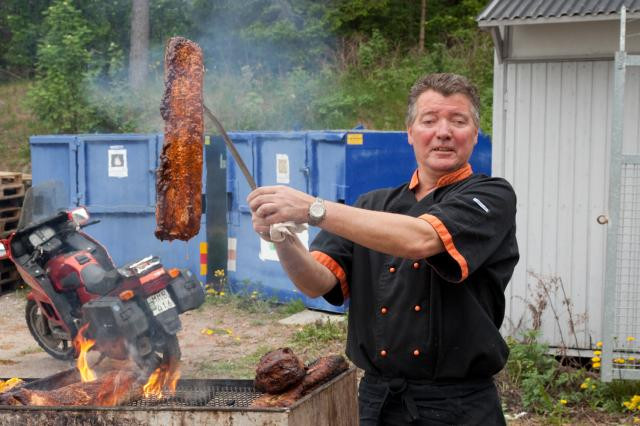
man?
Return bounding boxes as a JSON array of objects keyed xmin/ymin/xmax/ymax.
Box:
[{"xmin": 247, "ymin": 73, "xmax": 518, "ymax": 425}]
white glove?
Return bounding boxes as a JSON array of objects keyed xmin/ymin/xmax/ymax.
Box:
[{"xmin": 269, "ymin": 221, "xmax": 308, "ymax": 242}]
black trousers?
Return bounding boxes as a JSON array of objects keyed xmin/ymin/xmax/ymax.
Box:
[{"xmin": 358, "ymin": 374, "xmax": 506, "ymax": 425}]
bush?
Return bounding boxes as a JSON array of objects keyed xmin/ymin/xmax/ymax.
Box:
[{"xmin": 26, "ymin": 0, "xmax": 97, "ymax": 133}]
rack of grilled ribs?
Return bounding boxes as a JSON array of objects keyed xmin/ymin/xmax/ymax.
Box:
[
  {"xmin": 251, "ymin": 348, "xmax": 349, "ymax": 408},
  {"xmin": 155, "ymin": 36, "xmax": 204, "ymax": 242}
]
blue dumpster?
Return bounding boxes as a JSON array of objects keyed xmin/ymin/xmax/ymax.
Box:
[
  {"xmin": 224, "ymin": 130, "xmax": 492, "ymax": 313},
  {"xmin": 29, "ymin": 134, "xmax": 207, "ymax": 279}
]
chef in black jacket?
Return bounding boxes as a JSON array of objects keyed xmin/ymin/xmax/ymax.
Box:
[{"xmin": 247, "ymin": 73, "xmax": 519, "ymax": 425}]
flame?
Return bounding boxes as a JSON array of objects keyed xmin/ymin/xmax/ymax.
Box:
[
  {"xmin": 143, "ymin": 363, "xmax": 181, "ymax": 399},
  {"xmin": 73, "ymin": 324, "xmax": 97, "ymax": 382}
]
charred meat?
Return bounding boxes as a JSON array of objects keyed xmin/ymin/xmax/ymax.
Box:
[
  {"xmin": 251, "ymin": 352, "xmax": 349, "ymax": 408},
  {"xmin": 254, "ymin": 347, "xmax": 306, "ymax": 393},
  {"xmin": 155, "ymin": 36, "xmax": 204, "ymax": 242},
  {"xmin": 0, "ymin": 370, "xmax": 141, "ymax": 407}
]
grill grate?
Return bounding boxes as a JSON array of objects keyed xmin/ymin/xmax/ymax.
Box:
[{"xmin": 126, "ymin": 382, "xmax": 262, "ymax": 408}]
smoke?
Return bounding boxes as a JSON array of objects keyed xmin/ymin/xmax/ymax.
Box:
[{"xmin": 84, "ymin": 1, "xmax": 339, "ymax": 133}]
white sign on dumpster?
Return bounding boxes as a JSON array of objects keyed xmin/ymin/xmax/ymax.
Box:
[{"xmin": 108, "ymin": 146, "xmax": 128, "ymax": 178}]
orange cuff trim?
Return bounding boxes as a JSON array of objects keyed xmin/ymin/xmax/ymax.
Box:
[
  {"xmin": 311, "ymin": 251, "xmax": 350, "ymax": 300},
  {"xmin": 419, "ymin": 214, "xmax": 469, "ymax": 282}
]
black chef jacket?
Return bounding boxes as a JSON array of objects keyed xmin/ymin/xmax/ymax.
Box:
[{"xmin": 310, "ymin": 163, "xmax": 519, "ymax": 381}]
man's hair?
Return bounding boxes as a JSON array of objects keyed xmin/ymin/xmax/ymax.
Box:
[{"xmin": 405, "ymin": 73, "xmax": 480, "ymax": 128}]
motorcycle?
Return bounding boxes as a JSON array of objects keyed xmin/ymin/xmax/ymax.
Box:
[{"xmin": 0, "ymin": 181, "xmax": 204, "ymax": 374}]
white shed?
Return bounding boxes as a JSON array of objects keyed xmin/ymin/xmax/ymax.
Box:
[{"xmin": 477, "ymin": 0, "xmax": 640, "ymax": 380}]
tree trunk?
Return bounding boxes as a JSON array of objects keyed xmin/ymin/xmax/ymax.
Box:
[
  {"xmin": 129, "ymin": 0, "xmax": 149, "ymax": 90},
  {"xmin": 418, "ymin": 0, "xmax": 426, "ymax": 54}
]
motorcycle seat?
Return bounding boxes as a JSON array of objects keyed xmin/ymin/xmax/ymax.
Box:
[{"xmin": 81, "ymin": 263, "xmax": 122, "ymax": 296}]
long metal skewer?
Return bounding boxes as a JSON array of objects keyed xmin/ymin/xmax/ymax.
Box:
[{"xmin": 203, "ymin": 105, "xmax": 257, "ymax": 190}]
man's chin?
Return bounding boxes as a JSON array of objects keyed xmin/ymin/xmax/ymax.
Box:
[{"xmin": 427, "ymin": 161, "xmax": 462, "ymax": 174}]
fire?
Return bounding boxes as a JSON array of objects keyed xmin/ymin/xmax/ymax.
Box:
[
  {"xmin": 143, "ymin": 363, "xmax": 181, "ymax": 399},
  {"xmin": 73, "ymin": 324, "xmax": 97, "ymax": 382}
]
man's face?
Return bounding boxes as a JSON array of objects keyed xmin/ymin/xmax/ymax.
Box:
[{"xmin": 407, "ymin": 90, "xmax": 478, "ymax": 177}]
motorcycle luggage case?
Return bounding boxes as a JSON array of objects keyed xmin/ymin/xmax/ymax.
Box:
[
  {"xmin": 82, "ymin": 297, "xmax": 149, "ymax": 340},
  {"xmin": 166, "ymin": 269, "xmax": 205, "ymax": 314}
]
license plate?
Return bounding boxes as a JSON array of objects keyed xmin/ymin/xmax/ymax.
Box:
[{"xmin": 147, "ymin": 289, "xmax": 176, "ymax": 316}]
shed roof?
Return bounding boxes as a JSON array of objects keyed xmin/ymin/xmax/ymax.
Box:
[{"xmin": 478, "ymin": 0, "xmax": 640, "ymax": 26}]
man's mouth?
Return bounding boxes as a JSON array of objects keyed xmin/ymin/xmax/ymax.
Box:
[{"xmin": 432, "ymin": 147, "xmax": 455, "ymax": 152}]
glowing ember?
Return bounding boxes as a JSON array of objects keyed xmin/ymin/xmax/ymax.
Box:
[
  {"xmin": 73, "ymin": 324, "xmax": 96, "ymax": 382},
  {"xmin": 143, "ymin": 363, "xmax": 181, "ymax": 399}
]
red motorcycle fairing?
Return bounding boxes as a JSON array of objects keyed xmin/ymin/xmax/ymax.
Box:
[{"xmin": 45, "ymin": 250, "xmax": 120, "ymax": 304}]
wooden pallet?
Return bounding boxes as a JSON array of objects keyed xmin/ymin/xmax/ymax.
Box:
[
  {"xmin": 0, "ymin": 206, "xmax": 21, "ymax": 221},
  {"xmin": 0, "ymin": 183, "xmax": 25, "ymax": 201},
  {"xmin": 22, "ymin": 173, "xmax": 32, "ymax": 190},
  {"xmin": 0, "ymin": 259, "xmax": 19, "ymax": 295},
  {"xmin": 0, "ymin": 172, "xmax": 22, "ymax": 186},
  {"xmin": 0, "ymin": 217, "xmax": 19, "ymax": 237}
]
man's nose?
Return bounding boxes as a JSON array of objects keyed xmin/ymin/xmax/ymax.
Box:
[{"xmin": 435, "ymin": 119, "xmax": 452, "ymax": 138}]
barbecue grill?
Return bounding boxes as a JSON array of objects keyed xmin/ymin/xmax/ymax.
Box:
[{"xmin": 0, "ymin": 367, "xmax": 357, "ymax": 425}]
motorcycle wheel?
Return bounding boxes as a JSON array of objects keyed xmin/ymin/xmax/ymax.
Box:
[
  {"xmin": 138, "ymin": 333, "xmax": 181, "ymax": 376},
  {"xmin": 25, "ymin": 299, "xmax": 75, "ymax": 360}
]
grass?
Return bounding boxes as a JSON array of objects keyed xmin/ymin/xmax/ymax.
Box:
[
  {"xmin": 0, "ymin": 80, "xmax": 47, "ymax": 172},
  {"xmin": 17, "ymin": 346, "xmax": 43, "ymax": 356},
  {"xmin": 194, "ymin": 345, "xmax": 273, "ymax": 379}
]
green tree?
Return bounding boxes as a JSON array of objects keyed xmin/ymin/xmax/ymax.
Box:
[
  {"xmin": 0, "ymin": 0, "xmax": 51, "ymax": 77},
  {"xmin": 26, "ymin": 0, "xmax": 97, "ymax": 132}
]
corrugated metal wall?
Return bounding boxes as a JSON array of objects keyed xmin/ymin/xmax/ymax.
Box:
[{"xmin": 493, "ymin": 59, "xmax": 640, "ymax": 350}]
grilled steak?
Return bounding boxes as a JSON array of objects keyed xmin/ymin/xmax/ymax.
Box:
[
  {"xmin": 251, "ymin": 354, "xmax": 349, "ymax": 408},
  {"xmin": 254, "ymin": 347, "xmax": 306, "ymax": 393},
  {"xmin": 155, "ymin": 36, "xmax": 204, "ymax": 241},
  {"xmin": 0, "ymin": 370, "xmax": 141, "ymax": 407}
]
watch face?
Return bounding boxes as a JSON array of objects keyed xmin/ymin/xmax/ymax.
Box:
[{"xmin": 310, "ymin": 202, "xmax": 324, "ymax": 218}]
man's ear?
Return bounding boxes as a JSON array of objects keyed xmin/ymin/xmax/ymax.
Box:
[
  {"xmin": 473, "ymin": 127, "xmax": 479, "ymax": 146},
  {"xmin": 407, "ymin": 125, "xmax": 414, "ymax": 146}
]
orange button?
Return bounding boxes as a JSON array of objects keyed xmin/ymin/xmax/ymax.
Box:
[
  {"xmin": 381, "ymin": 307, "xmax": 388, "ymax": 315},
  {"xmin": 389, "ymin": 267, "xmax": 396, "ymax": 273},
  {"xmin": 380, "ymin": 350, "xmax": 388, "ymax": 357},
  {"xmin": 414, "ymin": 305, "xmax": 421, "ymax": 312},
  {"xmin": 413, "ymin": 349, "xmax": 420, "ymax": 357},
  {"xmin": 413, "ymin": 262, "xmax": 420, "ymax": 269}
]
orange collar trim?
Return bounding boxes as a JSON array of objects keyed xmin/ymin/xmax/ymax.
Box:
[{"xmin": 408, "ymin": 163, "xmax": 473, "ymax": 191}]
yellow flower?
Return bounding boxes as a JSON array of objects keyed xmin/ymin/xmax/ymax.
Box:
[
  {"xmin": 206, "ymin": 329, "xmax": 214, "ymax": 335},
  {"xmin": 214, "ymin": 269, "xmax": 225, "ymax": 278},
  {"xmin": 591, "ymin": 356, "xmax": 601, "ymax": 363},
  {"xmin": 219, "ymin": 291, "xmax": 225, "ymax": 296},
  {"xmin": 615, "ymin": 358, "xmax": 626, "ymax": 364},
  {"xmin": 206, "ymin": 289, "xmax": 216, "ymax": 294},
  {"xmin": 633, "ymin": 416, "xmax": 639, "ymax": 424},
  {"xmin": 593, "ymin": 350, "xmax": 602, "ymax": 356},
  {"xmin": 629, "ymin": 357, "xmax": 637, "ymax": 362},
  {"xmin": 580, "ymin": 383, "xmax": 588, "ymax": 389},
  {"xmin": 560, "ymin": 399, "xmax": 567, "ymax": 405},
  {"xmin": 596, "ymin": 341, "xmax": 603, "ymax": 348},
  {"xmin": 225, "ymin": 328, "xmax": 233, "ymax": 335},
  {"xmin": 593, "ymin": 362, "xmax": 601, "ymax": 369},
  {"xmin": 627, "ymin": 336, "xmax": 636, "ymax": 342},
  {"xmin": 591, "ymin": 384, "xmax": 596, "ymax": 390}
]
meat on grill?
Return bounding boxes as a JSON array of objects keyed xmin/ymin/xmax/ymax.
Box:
[
  {"xmin": 251, "ymin": 354, "xmax": 349, "ymax": 408},
  {"xmin": 0, "ymin": 370, "xmax": 141, "ymax": 407},
  {"xmin": 155, "ymin": 36, "xmax": 204, "ymax": 242},
  {"xmin": 254, "ymin": 347, "xmax": 306, "ymax": 393}
]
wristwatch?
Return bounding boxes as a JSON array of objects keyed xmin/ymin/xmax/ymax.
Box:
[{"xmin": 308, "ymin": 197, "xmax": 326, "ymax": 226}]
